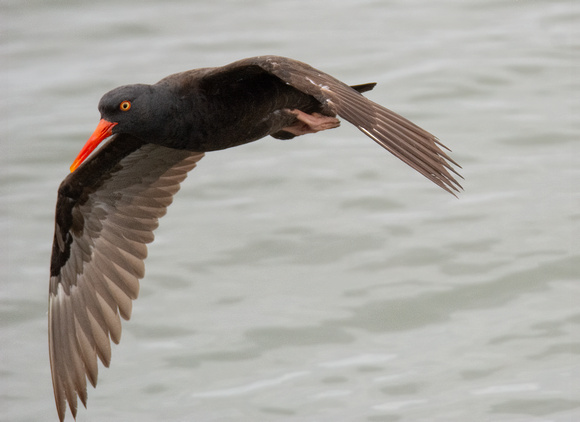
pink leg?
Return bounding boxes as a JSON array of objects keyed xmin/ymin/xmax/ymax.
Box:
[{"xmin": 281, "ymin": 109, "xmax": 340, "ymax": 136}]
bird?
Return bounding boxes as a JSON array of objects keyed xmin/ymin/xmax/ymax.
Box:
[{"xmin": 48, "ymin": 55, "xmax": 462, "ymax": 421}]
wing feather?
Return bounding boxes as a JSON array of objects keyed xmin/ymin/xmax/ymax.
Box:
[
  {"xmin": 241, "ymin": 55, "xmax": 463, "ymax": 194},
  {"xmin": 49, "ymin": 139, "xmax": 203, "ymax": 421}
]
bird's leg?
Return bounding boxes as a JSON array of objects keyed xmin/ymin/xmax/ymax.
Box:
[{"xmin": 281, "ymin": 109, "xmax": 340, "ymax": 136}]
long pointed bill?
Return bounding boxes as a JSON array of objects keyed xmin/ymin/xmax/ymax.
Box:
[{"xmin": 70, "ymin": 119, "xmax": 118, "ymax": 172}]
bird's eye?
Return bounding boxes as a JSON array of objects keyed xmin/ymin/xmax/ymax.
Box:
[{"xmin": 119, "ymin": 101, "xmax": 132, "ymax": 111}]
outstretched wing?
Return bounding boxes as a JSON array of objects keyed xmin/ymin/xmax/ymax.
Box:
[
  {"xmin": 49, "ymin": 135, "xmax": 204, "ymax": 421},
  {"xmin": 218, "ymin": 56, "xmax": 462, "ymax": 194}
]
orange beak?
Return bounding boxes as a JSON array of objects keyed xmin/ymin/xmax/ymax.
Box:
[{"xmin": 70, "ymin": 119, "xmax": 118, "ymax": 172}]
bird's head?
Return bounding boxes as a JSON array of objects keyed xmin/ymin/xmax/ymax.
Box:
[{"xmin": 70, "ymin": 84, "xmax": 170, "ymax": 172}]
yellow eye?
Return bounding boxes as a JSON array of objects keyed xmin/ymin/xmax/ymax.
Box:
[{"xmin": 119, "ymin": 101, "xmax": 131, "ymax": 111}]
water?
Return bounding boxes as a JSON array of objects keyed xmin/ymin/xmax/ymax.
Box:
[{"xmin": 1, "ymin": 0, "xmax": 579, "ymax": 421}]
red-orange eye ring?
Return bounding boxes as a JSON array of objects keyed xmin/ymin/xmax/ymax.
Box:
[{"xmin": 119, "ymin": 101, "xmax": 131, "ymax": 111}]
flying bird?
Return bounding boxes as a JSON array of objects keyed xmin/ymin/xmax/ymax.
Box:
[{"xmin": 48, "ymin": 55, "xmax": 462, "ymax": 421}]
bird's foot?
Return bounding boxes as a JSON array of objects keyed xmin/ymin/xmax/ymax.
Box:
[{"xmin": 281, "ymin": 109, "xmax": 340, "ymax": 136}]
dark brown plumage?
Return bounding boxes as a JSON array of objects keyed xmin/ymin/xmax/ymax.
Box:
[{"xmin": 49, "ymin": 55, "xmax": 462, "ymax": 421}]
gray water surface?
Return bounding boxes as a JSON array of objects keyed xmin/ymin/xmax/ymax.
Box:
[{"xmin": 1, "ymin": 1, "xmax": 579, "ymax": 421}]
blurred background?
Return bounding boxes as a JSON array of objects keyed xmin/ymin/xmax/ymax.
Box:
[{"xmin": 1, "ymin": 0, "xmax": 578, "ymax": 421}]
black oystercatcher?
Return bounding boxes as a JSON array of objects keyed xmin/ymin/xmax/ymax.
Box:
[{"xmin": 49, "ymin": 55, "xmax": 462, "ymax": 421}]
